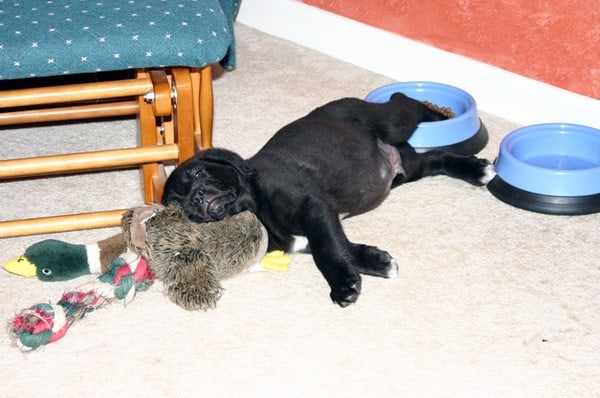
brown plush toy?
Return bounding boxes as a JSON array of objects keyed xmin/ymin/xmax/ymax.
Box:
[{"xmin": 121, "ymin": 204, "xmax": 269, "ymax": 310}]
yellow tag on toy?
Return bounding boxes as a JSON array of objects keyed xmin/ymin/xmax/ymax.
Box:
[{"xmin": 259, "ymin": 250, "xmax": 291, "ymax": 272}]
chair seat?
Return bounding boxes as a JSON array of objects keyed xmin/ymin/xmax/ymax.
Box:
[{"xmin": 0, "ymin": 0, "xmax": 236, "ymax": 80}]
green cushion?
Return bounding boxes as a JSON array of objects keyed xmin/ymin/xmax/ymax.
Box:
[{"xmin": 0, "ymin": 0, "xmax": 239, "ymax": 80}]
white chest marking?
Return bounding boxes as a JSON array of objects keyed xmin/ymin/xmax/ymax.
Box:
[{"xmin": 291, "ymin": 235, "xmax": 309, "ymax": 253}]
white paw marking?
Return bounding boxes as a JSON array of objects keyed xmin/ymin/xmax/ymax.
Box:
[
  {"xmin": 480, "ymin": 163, "xmax": 496, "ymax": 184},
  {"xmin": 387, "ymin": 258, "xmax": 399, "ymax": 278}
]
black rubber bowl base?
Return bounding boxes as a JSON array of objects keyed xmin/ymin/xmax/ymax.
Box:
[{"xmin": 487, "ymin": 175, "xmax": 600, "ymax": 215}]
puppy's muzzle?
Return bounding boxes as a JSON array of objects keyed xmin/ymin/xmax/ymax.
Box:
[{"xmin": 189, "ymin": 188, "xmax": 235, "ymax": 222}]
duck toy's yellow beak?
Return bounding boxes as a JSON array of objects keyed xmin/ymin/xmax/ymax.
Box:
[{"xmin": 3, "ymin": 255, "xmax": 37, "ymax": 277}]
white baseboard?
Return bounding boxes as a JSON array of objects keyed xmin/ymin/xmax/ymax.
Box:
[{"xmin": 237, "ymin": 0, "xmax": 600, "ymax": 128}]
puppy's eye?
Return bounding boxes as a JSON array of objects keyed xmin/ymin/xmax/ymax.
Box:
[{"xmin": 194, "ymin": 169, "xmax": 208, "ymax": 179}]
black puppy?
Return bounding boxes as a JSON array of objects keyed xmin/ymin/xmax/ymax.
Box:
[{"xmin": 163, "ymin": 93, "xmax": 493, "ymax": 307}]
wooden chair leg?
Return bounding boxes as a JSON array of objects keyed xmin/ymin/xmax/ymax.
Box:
[
  {"xmin": 193, "ymin": 66, "xmax": 214, "ymax": 150},
  {"xmin": 191, "ymin": 70, "xmax": 202, "ymax": 149},
  {"xmin": 137, "ymin": 70, "xmax": 172, "ymax": 204},
  {"xmin": 171, "ymin": 68, "xmax": 196, "ymax": 164}
]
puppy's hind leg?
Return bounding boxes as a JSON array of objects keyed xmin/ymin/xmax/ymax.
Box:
[{"xmin": 392, "ymin": 143, "xmax": 494, "ymax": 187}]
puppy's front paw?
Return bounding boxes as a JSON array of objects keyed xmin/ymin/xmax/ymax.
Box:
[{"xmin": 330, "ymin": 274, "xmax": 362, "ymax": 307}]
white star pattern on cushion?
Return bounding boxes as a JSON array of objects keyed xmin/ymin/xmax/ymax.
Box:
[{"xmin": 0, "ymin": 0, "xmax": 239, "ymax": 80}]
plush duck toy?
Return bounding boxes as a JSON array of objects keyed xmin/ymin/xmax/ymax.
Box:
[{"xmin": 3, "ymin": 234, "xmax": 127, "ymax": 281}]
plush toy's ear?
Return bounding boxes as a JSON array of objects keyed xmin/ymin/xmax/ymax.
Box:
[{"xmin": 122, "ymin": 205, "xmax": 161, "ymax": 257}]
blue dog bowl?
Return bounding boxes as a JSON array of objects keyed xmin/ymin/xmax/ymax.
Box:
[
  {"xmin": 488, "ymin": 123, "xmax": 600, "ymax": 215},
  {"xmin": 365, "ymin": 81, "xmax": 488, "ymax": 155}
]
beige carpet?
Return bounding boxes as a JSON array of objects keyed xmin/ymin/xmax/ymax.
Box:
[{"xmin": 1, "ymin": 24, "xmax": 598, "ymax": 397}]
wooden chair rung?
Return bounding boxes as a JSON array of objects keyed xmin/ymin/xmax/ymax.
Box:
[
  {"xmin": 0, "ymin": 78, "xmax": 153, "ymax": 109},
  {"xmin": 0, "ymin": 101, "xmax": 139, "ymax": 126},
  {"xmin": 0, "ymin": 210, "xmax": 127, "ymax": 238},
  {"xmin": 0, "ymin": 144, "xmax": 179, "ymax": 179}
]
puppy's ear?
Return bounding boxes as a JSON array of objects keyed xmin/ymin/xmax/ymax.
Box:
[{"xmin": 196, "ymin": 148, "xmax": 256, "ymax": 178}]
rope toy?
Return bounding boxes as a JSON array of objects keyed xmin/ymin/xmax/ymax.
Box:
[{"xmin": 8, "ymin": 254, "xmax": 153, "ymax": 352}]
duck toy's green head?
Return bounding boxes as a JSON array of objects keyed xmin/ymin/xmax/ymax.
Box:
[{"xmin": 3, "ymin": 235, "xmax": 126, "ymax": 282}]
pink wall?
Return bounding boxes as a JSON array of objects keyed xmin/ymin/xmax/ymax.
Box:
[{"xmin": 303, "ymin": 0, "xmax": 600, "ymax": 100}]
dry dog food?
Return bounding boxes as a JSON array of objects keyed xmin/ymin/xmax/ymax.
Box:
[{"xmin": 421, "ymin": 100, "xmax": 455, "ymax": 119}]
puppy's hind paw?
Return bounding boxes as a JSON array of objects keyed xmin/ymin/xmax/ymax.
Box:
[
  {"xmin": 458, "ymin": 156, "xmax": 494, "ymax": 186},
  {"xmin": 479, "ymin": 162, "xmax": 496, "ymax": 185},
  {"xmin": 386, "ymin": 258, "xmax": 399, "ymax": 278}
]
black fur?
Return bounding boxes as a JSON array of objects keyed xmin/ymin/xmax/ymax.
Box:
[{"xmin": 162, "ymin": 93, "xmax": 492, "ymax": 307}]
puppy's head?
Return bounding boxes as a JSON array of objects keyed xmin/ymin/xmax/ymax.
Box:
[
  {"xmin": 162, "ymin": 148, "xmax": 257, "ymax": 223},
  {"xmin": 380, "ymin": 92, "xmax": 448, "ymax": 142}
]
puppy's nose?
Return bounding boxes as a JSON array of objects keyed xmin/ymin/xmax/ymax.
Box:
[
  {"xmin": 205, "ymin": 190, "xmax": 234, "ymax": 218},
  {"xmin": 191, "ymin": 191, "xmax": 204, "ymax": 206},
  {"xmin": 189, "ymin": 187, "xmax": 235, "ymax": 222}
]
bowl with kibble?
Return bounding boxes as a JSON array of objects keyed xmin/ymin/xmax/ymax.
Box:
[
  {"xmin": 487, "ymin": 123, "xmax": 600, "ymax": 215},
  {"xmin": 365, "ymin": 81, "xmax": 488, "ymax": 155}
]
